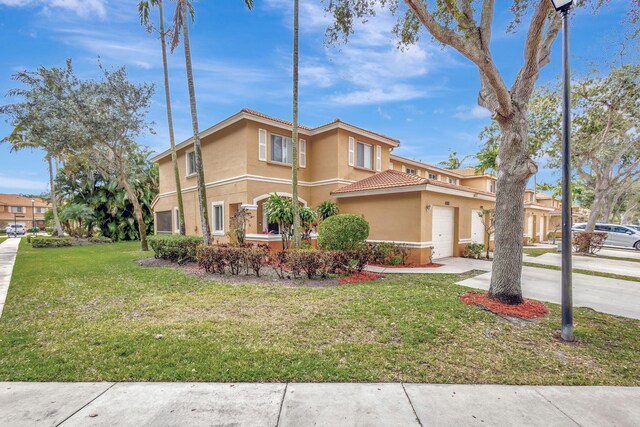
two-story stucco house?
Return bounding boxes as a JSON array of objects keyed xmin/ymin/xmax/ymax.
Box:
[
  {"xmin": 0, "ymin": 194, "xmax": 50, "ymax": 229},
  {"xmin": 151, "ymin": 109, "xmax": 555, "ymax": 263}
]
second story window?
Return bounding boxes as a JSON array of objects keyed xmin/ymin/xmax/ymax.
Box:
[
  {"xmin": 356, "ymin": 141, "xmax": 372, "ymax": 169},
  {"xmin": 489, "ymin": 180, "xmax": 496, "ymax": 193},
  {"xmin": 428, "ymin": 173, "xmax": 437, "ymax": 180},
  {"xmin": 405, "ymin": 168, "xmax": 416, "ymax": 175},
  {"xmin": 271, "ymin": 134, "xmax": 293, "ymax": 164},
  {"xmin": 186, "ymin": 150, "xmax": 196, "ymax": 176},
  {"xmin": 34, "ymin": 207, "xmax": 47, "ymax": 213},
  {"xmin": 9, "ymin": 206, "xmax": 24, "ymax": 213},
  {"xmin": 447, "ymin": 177, "xmax": 457, "ymax": 185}
]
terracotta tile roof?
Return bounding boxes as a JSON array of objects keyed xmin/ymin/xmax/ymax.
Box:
[
  {"xmin": 331, "ymin": 170, "xmax": 497, "ymax": 198},
  {"xmin": 332, "ymin": 170, "xmax": 427, "ymax": 194},
  {"xmin": 0, "ymin": 194, "xmax": 49, "ymax": 207},
  {"xmin": 240, "ymin": 108, "xmax": 313, "ymax": 131}
]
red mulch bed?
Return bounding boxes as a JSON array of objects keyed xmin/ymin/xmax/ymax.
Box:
[
  {"xmin": 338, "ymin": 271, "xmax": 384, "ymax": 285},
  {"xmin": 370, "ymin": 263, "xmax": 443, "ymax": 268},
  {"xmin": 459, "ymin": 291, "xmax": 549, "ymax": 319}
]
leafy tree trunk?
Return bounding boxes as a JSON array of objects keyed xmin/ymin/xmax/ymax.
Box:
[
  {"xmin": 181, "ymin": 3, "xmax": 210, "ymax": 244},
  {"xmin": 586, "ymin": 189, "xmax": 607, "ymax": 231},
  {"xmin": 159, "ymin": 0, "xmax": 186, "ymax": 235},
  {"xmin": 47, "ymin": 155, "xmax": 64, "ymax": 236},
  {"xmin": 489, "ymin": 114, "xmax": 535, "ymax": 305},
  {"xmin": 291, "ymin": 0, "xmax": 301, "ymax": 249}
]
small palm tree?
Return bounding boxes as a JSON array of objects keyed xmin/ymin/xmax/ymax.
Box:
[
  {"xmin": 138, "ymin": 0, "xmax": 186, "ymax": 235},
  {"xmin": 170, "ymin": 0, "xmax": 254, "ymax": 245}
]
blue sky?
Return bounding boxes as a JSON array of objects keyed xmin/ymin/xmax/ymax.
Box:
[{"xmin": 0, "ymin": 0, "xmax": 634, "ymax": 194}]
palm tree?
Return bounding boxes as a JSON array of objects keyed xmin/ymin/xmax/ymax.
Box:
[
  {"xmin": 170, "ymin": 0, "xmax": 254, "ymax": 245},
  {"xmin": 139, "ymin": 0, "xmax": 186, "ymax": 235},
  {"xmin": 291, "ymin": 0, "xmax": 301, "ymax": 249}
]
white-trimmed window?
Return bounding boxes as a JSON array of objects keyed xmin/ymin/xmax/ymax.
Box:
[
  {"xmin": 356, "ymin": 141, "xmax": 373, "ymax": 169},
  {"xmin": 174, "ymin": 207, "xmax": 180, "ymax": 233},
  {"xmin": 447, "ymin": 177, "xmax": 457, "ymax": 185},
  {"xmin": 271, "ymin": 134, "xmax": 293, "ymax": 164},
  {"xmin": 428, "ymin": 173, "xmax": 437, "ymax": 180},
  {"xmin": 405, "ymin": 168, "xmax": 416, "ymax": 175},
  {"xmin": 186, "ymin": 150, "xmax": 196, "ymax": 176},
  {"xmin": 489, "ymin": 180, "xmax": 496, "ymax": 193},
  {"xmin": 9, "ymin": 206, "xmax": 24, "ymax": 213},
  {"xmin": 299, "ymin": 139, "xmax": 307, "ymax": 168},
  {"xmin": 34, "ymin": 207, "xmax": 47, "ymax": 213},
  {"xmin": 212, "ymin": 201, "xmax": 224, "ymax": 235}
]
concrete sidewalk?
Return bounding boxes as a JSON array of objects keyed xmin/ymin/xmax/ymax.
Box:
[
  {"xmin": 1, "ymin": 382, "xmax": 639, "ymax": 426},
  {"xmin": 0, "ymin": 237, "xmax": 21, "ymax": 318}
]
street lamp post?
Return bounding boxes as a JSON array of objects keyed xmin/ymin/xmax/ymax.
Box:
[
  {"xmin": 550, "ymin": 0, "xmax": 574, "ymax": 342},
  {"xmin": 31, "ymin": 199, "xmax": 35, "ymax": 233}
]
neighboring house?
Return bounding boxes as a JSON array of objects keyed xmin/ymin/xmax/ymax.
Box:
[
  {"xmin": 151, "ymin": 109, "xmax": 560, "ymax": 262},
  {"xmin": 0, "ymin": 194, "xmax": 50, "ymax": 229}
]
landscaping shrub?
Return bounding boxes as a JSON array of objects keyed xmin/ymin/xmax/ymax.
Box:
[
  {"xmin": 88, "ymin": 236, "xmax": 113, "ymax": 244},
  {"xmin": 45, "ymin": 227, "xmax": 53, "ymax": 234},
  {"xmin": 368, "ymin": 242, "xmax": 410, "ymax": 265},
  {"xmin": 289, "ymin": 249, "xmax": 326, "ymax": 279},
  {"xmin": 327, "ymin": 250, "xmax": 351, "ymax": 274},
  {"xmin": 347, "ymin": 244, "xmax": 372, "ymax": 272},
  {"xmin": 317, "ymin": 214, "xmax": 369, "ymax": 251},
  {"xmin": 244, "ymin": 245, "xmax": 269, "ymax": 277},
  {"xmin": 271, "ymin": 251, "xmax": 290, "ymax": 279},
  {"xmin": 573, "ymin": 232, "xmax": 607, "ymax": 255},
  {"xmin": 31, "ymin": 237, "xmax": 72, "ymax": 248},
  {"xmin": 196, "ymin": 245, "xmax": 227, "ymax": 274},
  {"xmin": 462, "ymin": 243, "xmax": 484, "ymax": 259},
  {"xmin": 225, "ymin": 247, "xmax": 244, "ymax": 275},
  {"xmin": 148, "ymin": 235, "xmax": 203, "ymax": 264}
]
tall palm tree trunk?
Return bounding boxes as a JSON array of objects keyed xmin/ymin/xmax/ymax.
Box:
[
  {"xmin": 159, "ymin": 0, "xmax": 186, "ymax": 235},
  {"xmin": 291, "ymin": 0, "xmax": 301, "ymax": 249},
  {"xmin": 181, "ymin": 3, "xmax": 210, "ymax": 244},
  {"xmin": 47, "ymin": 155, "xmax": 64, "ymax": 236}
]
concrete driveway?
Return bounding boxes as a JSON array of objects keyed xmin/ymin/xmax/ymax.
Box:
[
  {"xmin": 457, "ymin": 266, "xmax": 640, "ymax": 319},
  {"xmin": 524, "ymin": 252, "xmax": 640, "ymax": 278}
]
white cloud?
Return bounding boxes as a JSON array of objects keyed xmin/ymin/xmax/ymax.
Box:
[
  {"xmin": 329, "ymin": 84, "xmax": 426, "ymax": 106},
  {"xmin": 0, "ymin": 174, "xmax": 48, "ymax": 192},
  {"xmin": 0, "ymin": 0, "xmax": 106, "ymax": 18},
  {"xmin": 453, "ymin": 105, "xmax": 491, "ymax": 120},
  {"xmin": 264, "ymin": 0, "xmax": 333, "ymax": 32}
]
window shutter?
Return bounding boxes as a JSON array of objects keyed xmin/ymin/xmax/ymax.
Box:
[
  {"xmin": 375, "ymin": 145, "xmax": 381, "ymax": 172},
  {"xmin": 401, "ymin": 165, "xmax": 406, "ymax": 173},
  {"xmin": 258, "ymin": 129, "xmax": 267, "ymax": 161},
  {"xmin": 348, "ymin": 137, "xmax": 355, "ymax": 166},
  {"xmin": 299, "ymin": 139, "xmax": 306, "ymax": 168},
  {"xmin": 417, "ymin": 170, "xmax": 421, "ymax": 177}
]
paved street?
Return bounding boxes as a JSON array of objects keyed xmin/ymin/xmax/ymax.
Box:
[
  {"xmin": 524, "ymin": 252, "xmax": 640, "ymax": 278},
  {"xmin": 1, "ymin": 382, "xmax": 639, "ymax": 426}
]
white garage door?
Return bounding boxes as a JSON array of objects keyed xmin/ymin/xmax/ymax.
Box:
[
  {"xmin": 432, "ymin": 206, "xmax": 455, "ymax": 259},
  {"xmin": 471, "ymin": 210, "xmax": 484, "ymax": 244}
]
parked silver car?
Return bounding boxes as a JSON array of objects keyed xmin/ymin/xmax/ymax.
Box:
[
  {"xmin": 624, "ymin": 224, "xmax": 640, "ymax": 233},
  {"xmin": 8, "ymin": 224, "xmax": 26, "ymax": 236},
  {"xmin": 572, "ymin": 223, "xmax": 640, "ymax": 250}
]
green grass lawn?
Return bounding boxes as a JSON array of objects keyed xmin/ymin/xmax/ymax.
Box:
[
  {"xmin": 523, "ymin": 248, "xmax": 557, "ymax": 257},
  {"xmin": 0, "ymin": 237, "xmax": 6, "ymax": 245},
  {"xmin": 0, "ymin": 241, "xmax": 638, "ymax": 385}
]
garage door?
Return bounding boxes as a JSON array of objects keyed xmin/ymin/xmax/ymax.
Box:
[
  {"xmin": 471, "ymin": 210, "xmax": 484, "ymax": 244},
  {"xmin": 432, "ymin": 206, "xmax": 455, "ymax": 259}
]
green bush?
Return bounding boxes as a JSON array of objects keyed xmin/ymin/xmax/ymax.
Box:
[
  {"xmin": 462, "ymin": 243, "xmax": 484, "ymax": 259},
  {"xmin": 317, "ymin": 214, "xmax": 369, "ymax": 251},
  {"xmin": 45, "ymin": 227, "xmax": 53, "ymax": 234},
  {"xmin": 31, "ymin": 237, "xmax": 72, "ymax": 248},
  {"xmin": 148, "ymin": 235, "xmax": 203, "ymax": 264},
  {"xmin": 196, "ymin": 244, "xmax": 269, "ymax": 276},
  {"xmin": 88, "ymin": 236, "xmax": 113, "ymax": 244}
]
